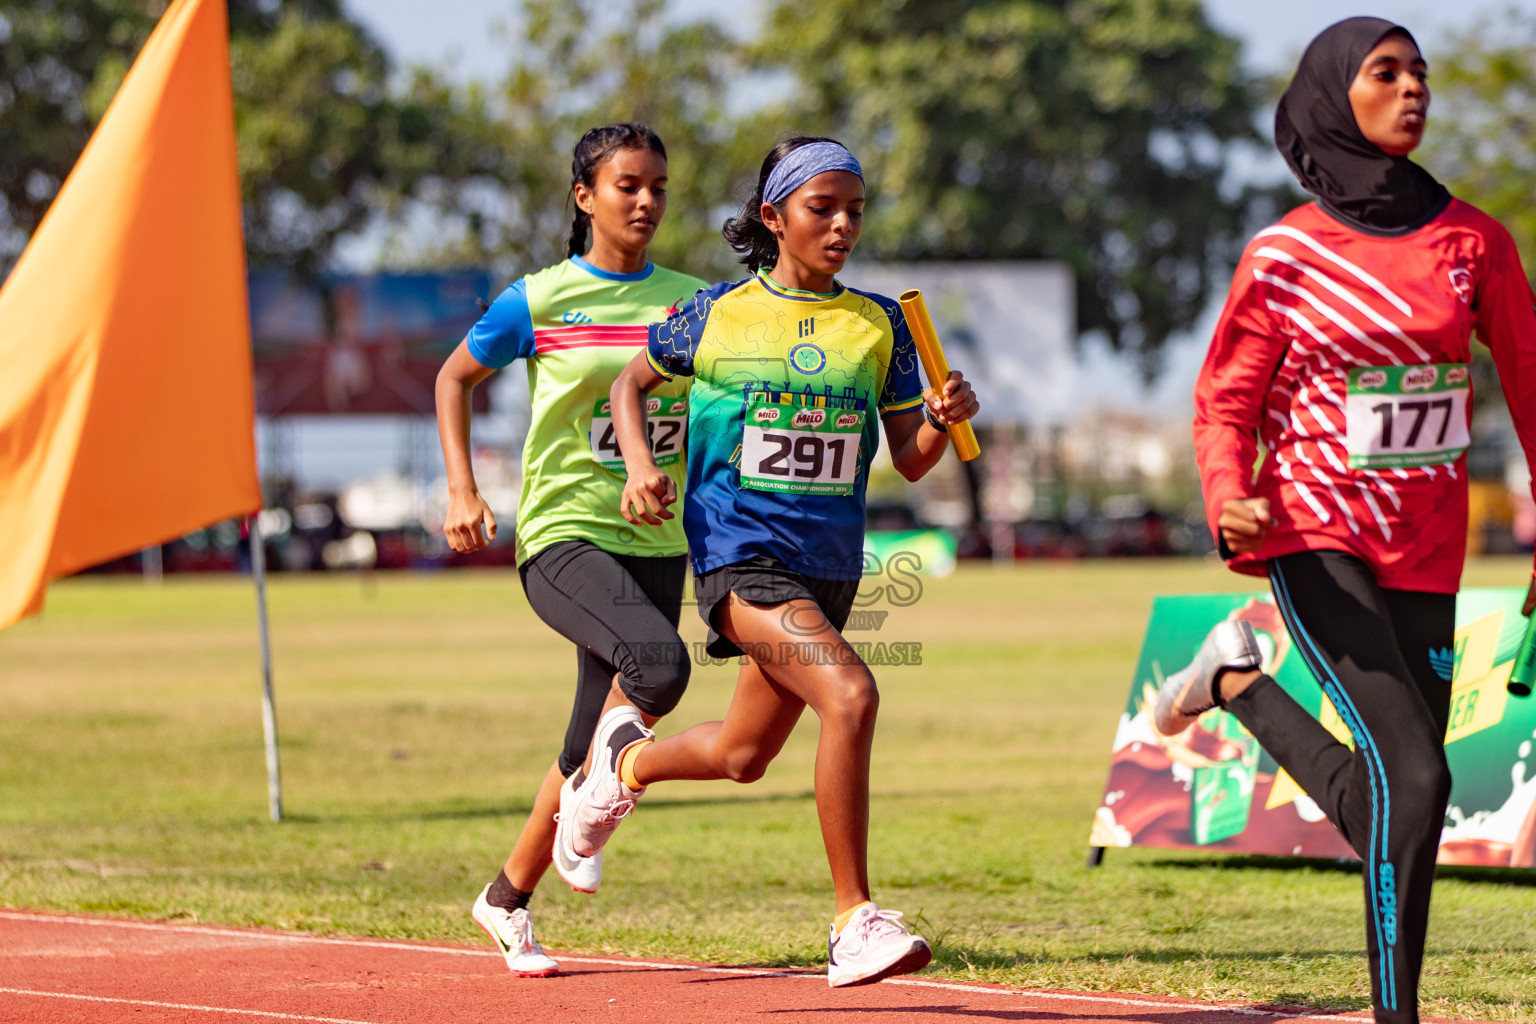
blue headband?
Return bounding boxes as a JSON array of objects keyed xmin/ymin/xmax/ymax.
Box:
[{"xmin": 762, "ymin": 142, "xmax": 864, "ymax": 205}]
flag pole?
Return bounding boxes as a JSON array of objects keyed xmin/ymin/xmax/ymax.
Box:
[
  {"xmin": 142, "ymin": 545, "xmax": 163, "ymax": 584},
  {"xmin": 249, "ymin": 512, "xmax": 283, "ymax": 822}
]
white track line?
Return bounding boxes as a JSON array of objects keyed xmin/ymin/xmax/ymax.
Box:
[
  {"xmin": 0, "ymin": 988, "xmax": 382, "ymax": 1024},
  {"xmin": 0, "ymin": 911, "xmax": 1381, "ymax": 1022}
]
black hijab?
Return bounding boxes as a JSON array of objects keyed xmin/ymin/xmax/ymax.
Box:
[{"xmin": 1274, "ymin": 17, "xmax": 1450, "ymax": 235}]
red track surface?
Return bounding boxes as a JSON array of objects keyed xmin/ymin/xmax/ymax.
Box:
[{"xmin": 0, "ymin": 909, "xmax": 1473, "ymax": 1024}]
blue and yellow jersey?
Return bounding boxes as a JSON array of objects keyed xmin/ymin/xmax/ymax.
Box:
[{"xmin": 647, "ymin": 270, "xmax": 924, "ymax": 581}]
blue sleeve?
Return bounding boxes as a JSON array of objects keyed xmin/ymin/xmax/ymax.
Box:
[
  {"xmin": 878, "ymin": 301, "xmax": 926, "ymax": 416},
  {"xmin": 646, "ymin": 281, "xmax": 730, "ymax": 379},
  {"xmin": 465, "ymin": 279, "xmax": 534, "ymax": 369}
]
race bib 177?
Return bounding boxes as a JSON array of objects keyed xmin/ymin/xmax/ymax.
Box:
[
  {"xmin": 739, "ymin": 391, "xmax": 864, "ymax": 496},
  {"xmin": 590, "ymin": 395, "xmax": 686, "ymax": 471},
  {"xmin": 1345, "ymin": 363, "xmax": 1471, "ymax": 469}
]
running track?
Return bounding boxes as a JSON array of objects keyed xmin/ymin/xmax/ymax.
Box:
[{"xmin": 0, "ymin": 910, "xmax": 1476, "ymax": 1024}]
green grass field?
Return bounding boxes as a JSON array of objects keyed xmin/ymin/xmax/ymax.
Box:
[{"xmin": 3, "ymin": 559, "xmax": 1535, "ymax": 1021}]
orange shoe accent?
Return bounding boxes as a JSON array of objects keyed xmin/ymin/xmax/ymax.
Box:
[{"xmin": 834, "ymin": 901, "xmax": 873, "ymax": 935}]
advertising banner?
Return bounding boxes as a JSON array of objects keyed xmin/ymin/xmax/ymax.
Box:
[
  {"xmin": 251, "ymin": 271, "xmax": 492, "ymax": 415},
  {"xmin": 1092, "ymin": 590, "xmax": 1536, "ymax": 868},
  {"xmin": 841, "ymin": 262, "xmax": 1075, "ymax": 428}
]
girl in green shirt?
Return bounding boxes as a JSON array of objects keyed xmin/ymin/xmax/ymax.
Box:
[{"xmin": 434, "ymin": 123, "xmax": 706, "ymax": 977}]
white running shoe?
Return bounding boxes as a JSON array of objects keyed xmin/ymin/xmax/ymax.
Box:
[
  {"xmin": 471, "ymin": 885, "xmax": 560, "ymax": 978},
  {"xmin": 1153, "ymin": 619, "xmax": 1262, "ymax": 736},
  {"xmin": 826, "ymin": 903, "xmax": 932, "ymax": 988},
  {"xmin": 552, "ymin": 769, "xmax": 603, "ymax": 894},
  {"xmin": 566, "ymin": 705, "xmax": 653, "ymax": 860}
]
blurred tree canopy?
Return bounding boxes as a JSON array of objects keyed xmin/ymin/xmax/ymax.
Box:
[
  {"xmin": 2, "ymin": 0, "xmax": 1271, "ymax": 365},
  {"xmin": 447, "ymin": 0, "xmax": 759, "ymax": 280},
  {"xmin": 755, "ymin": 0, "xmax": 1264, "ymax": 375},
  {"xmin": 1421, "ymin": 11, "xmax": 1536, "ymax": 278},
  {"xmin": 0, "ymin": 0, "xmax": 509, "ymax": 276}
]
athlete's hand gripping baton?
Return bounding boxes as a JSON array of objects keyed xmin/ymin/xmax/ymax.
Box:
[{"xmin": 898, "ymin": 289, "xmax": 981, "ymax": 462}]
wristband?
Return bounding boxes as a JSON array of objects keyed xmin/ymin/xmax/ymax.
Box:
[{"xmin": 923, "ymin": 402, "xmax": 949, "ymax": 433}]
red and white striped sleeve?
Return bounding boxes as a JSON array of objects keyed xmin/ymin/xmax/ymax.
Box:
[
  {"xmin": 1475, "ymin": 222, "xmax": 1536, "ymax": 579},
  {"xmin": 1193, "ymin": 246, "xmax": 1291, "ymax": 550}
]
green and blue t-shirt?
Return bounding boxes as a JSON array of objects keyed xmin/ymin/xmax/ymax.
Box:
[
  {"xmin": 646, "ymin": 270, "xmax": 925, "ymax": 581},
  {"xmin": 467, "ymin": 254, "xmax": 706, "ymax": 564}
]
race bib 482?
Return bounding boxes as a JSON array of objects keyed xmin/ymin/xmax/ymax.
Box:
[{"xmin": 591, "ymin": 395, "xmax": 686, "ymax": 471}]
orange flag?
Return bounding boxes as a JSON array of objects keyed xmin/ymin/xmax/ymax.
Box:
[{"xmin": 0, "ymin": 0, "xmax": 259, "ymax": 628}]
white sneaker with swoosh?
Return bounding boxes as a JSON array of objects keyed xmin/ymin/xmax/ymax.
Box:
[
  {"xmin": 552, "ymin": 769, "xmax": 602, "ymax": 893},
  {"xmin": 1153, "ymin": 619, "xmax": 1262, "ymax": 736},
  {"xmin": 566, "ymin": 705, "xmax": 653, "ymax": 860},
  {"xmin": 826, "ymin": 903, "xmax": 932, "ymax": 987},
  {"xmin": 471, "ymin": 885, "xmax": 559, "ymax": 978}
]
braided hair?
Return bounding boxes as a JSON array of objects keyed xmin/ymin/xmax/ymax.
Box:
[
  {"xmin": 722, "ymin": 135, "xmax": 842, "ymax": 272},
  {"xmin": 566, "ymin": 122, "xmax": 668, "ymax": 258}
]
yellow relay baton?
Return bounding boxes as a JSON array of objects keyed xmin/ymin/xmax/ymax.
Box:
[{"xmin": 898, "ymin": 289, "xmax": 981, "ymax": 462}]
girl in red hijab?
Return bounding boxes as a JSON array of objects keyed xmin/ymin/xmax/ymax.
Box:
[{"xmin": 1156, "ymin": 18, "xmax": 1536, "ymax": 1024}]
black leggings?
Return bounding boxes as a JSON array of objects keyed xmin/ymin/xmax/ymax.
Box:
[
  {"xmin": 519, "ymin": 540, "xmax": 690, "ymax": 777},
  {"xmin": 1225, "ymin": 550, "xmax": 1454, "ymax": 1024}
]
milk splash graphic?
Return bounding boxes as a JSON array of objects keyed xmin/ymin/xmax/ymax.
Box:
[{"xmin": 1440, "ymin": 731, "xmax": 1536, "ymax": 853}]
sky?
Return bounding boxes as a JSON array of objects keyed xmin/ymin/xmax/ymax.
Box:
[
  {"xmin": 287, "ymin": 1, "xmax": 1536, "ymax": 487},
  {"xmin": 353, "ymin": 0, "xmax": 1536, "ymax": 83}
]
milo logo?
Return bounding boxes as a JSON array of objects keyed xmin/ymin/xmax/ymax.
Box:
[
  {"xmin": 1357, "ymin": 370, "xmax": 1388, "ymax": 390},
  {"xmin": 793, "ymin": 409, "xmax": 827, "ymax": 429},
  {"xmin": 646, "ymin": 397, "xmax": 662, "ymax": 413},
  {"xmin": 835, "ymin": 413, "xmax": 861, "ymax": 429},
  {"xmin": 1446, "ymin": 366, "xmax": 1469, "ymax": 385},
  {"xmin": 1403, "ymin": 366, "xmax": 1439, "ymax": 392},
  {"xmin": 754, "ymin": 407, "xmax": 782, "ymax": 424}
]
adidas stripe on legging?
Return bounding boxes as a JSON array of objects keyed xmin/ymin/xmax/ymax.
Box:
[{"xmin": 1223, "ymin": 549, "xmax": 1454, "ymax": 1024}]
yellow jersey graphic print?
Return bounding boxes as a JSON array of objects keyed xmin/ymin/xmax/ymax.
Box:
[{"xmin": 647, "ymin": 271, "xmax": 923, "ymax": 580}]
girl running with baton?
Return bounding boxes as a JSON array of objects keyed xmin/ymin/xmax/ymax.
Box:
[
  {"xmin": 435, "ymin": 122, "xmax": 706, "ymax": 977},
  {"xmin": 1155, "ymin": 20, "xmax": 1536, "ymax": 1024},
  {"xmin": 558, "ymin": 135, "xmax": 978, "ymax": 987}
]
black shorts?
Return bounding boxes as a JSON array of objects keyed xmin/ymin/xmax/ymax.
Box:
[{"xmin": 694, "ymin": 557, "xmax": 860, "ymax": 660}]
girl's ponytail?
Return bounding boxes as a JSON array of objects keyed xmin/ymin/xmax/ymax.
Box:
[{"xmin": 566, "ymin": 208, "xmax": 591, "ymax": 259}]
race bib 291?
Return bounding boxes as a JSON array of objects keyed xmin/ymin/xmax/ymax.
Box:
[{"xmin": 739, "ymin": 391, "xmax": 864, "ymax": 496}]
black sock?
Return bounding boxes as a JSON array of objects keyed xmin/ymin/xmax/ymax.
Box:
[{"xmin": 486, "ymin": 870, "xmax": 532, "ymax": 912}]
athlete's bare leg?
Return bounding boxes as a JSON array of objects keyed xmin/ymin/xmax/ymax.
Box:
[
  {"xmin": 630, "ymin": 659, "xmax": 805, "ymax": 783},
  {"xmin": 502, "ymin": 760, "xmax": 563, "ymax": 890},
  {"xmin": 632, "ymin": 596, "xmax": 878, "ymax": 914}
]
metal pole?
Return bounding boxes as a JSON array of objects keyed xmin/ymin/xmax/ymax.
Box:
[
  {"xmin": 250, "ymin": 512, "xmax": 283, "ymax": 823},
  {"xmin": 142, "ymin": 544, "xmax": 163, "ymax": 584}
]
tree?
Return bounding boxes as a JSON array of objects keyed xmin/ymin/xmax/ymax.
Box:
[
  {"xmin": 0, "ymin": 0, "xmax": 511, "ymax": 276},
  {"xmin": 1420, "ymin": 12, "xmax": 1536, "ymax": 279},
  {"xmin": 1415, "ymin": 13, "xmax": 1536, "ymax": 432},
  {"xmin": 468, "ymin": 0, "xmax": 760, "ymax": 281},
  {"xmin": 754, "ymin": 0, "xmax": 1267, "ymax": 375}
]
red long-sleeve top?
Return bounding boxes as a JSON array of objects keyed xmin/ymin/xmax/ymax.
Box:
[{"xmin": 1194, "ymin": 199, "xmax": 1536, "ymax": 592}]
